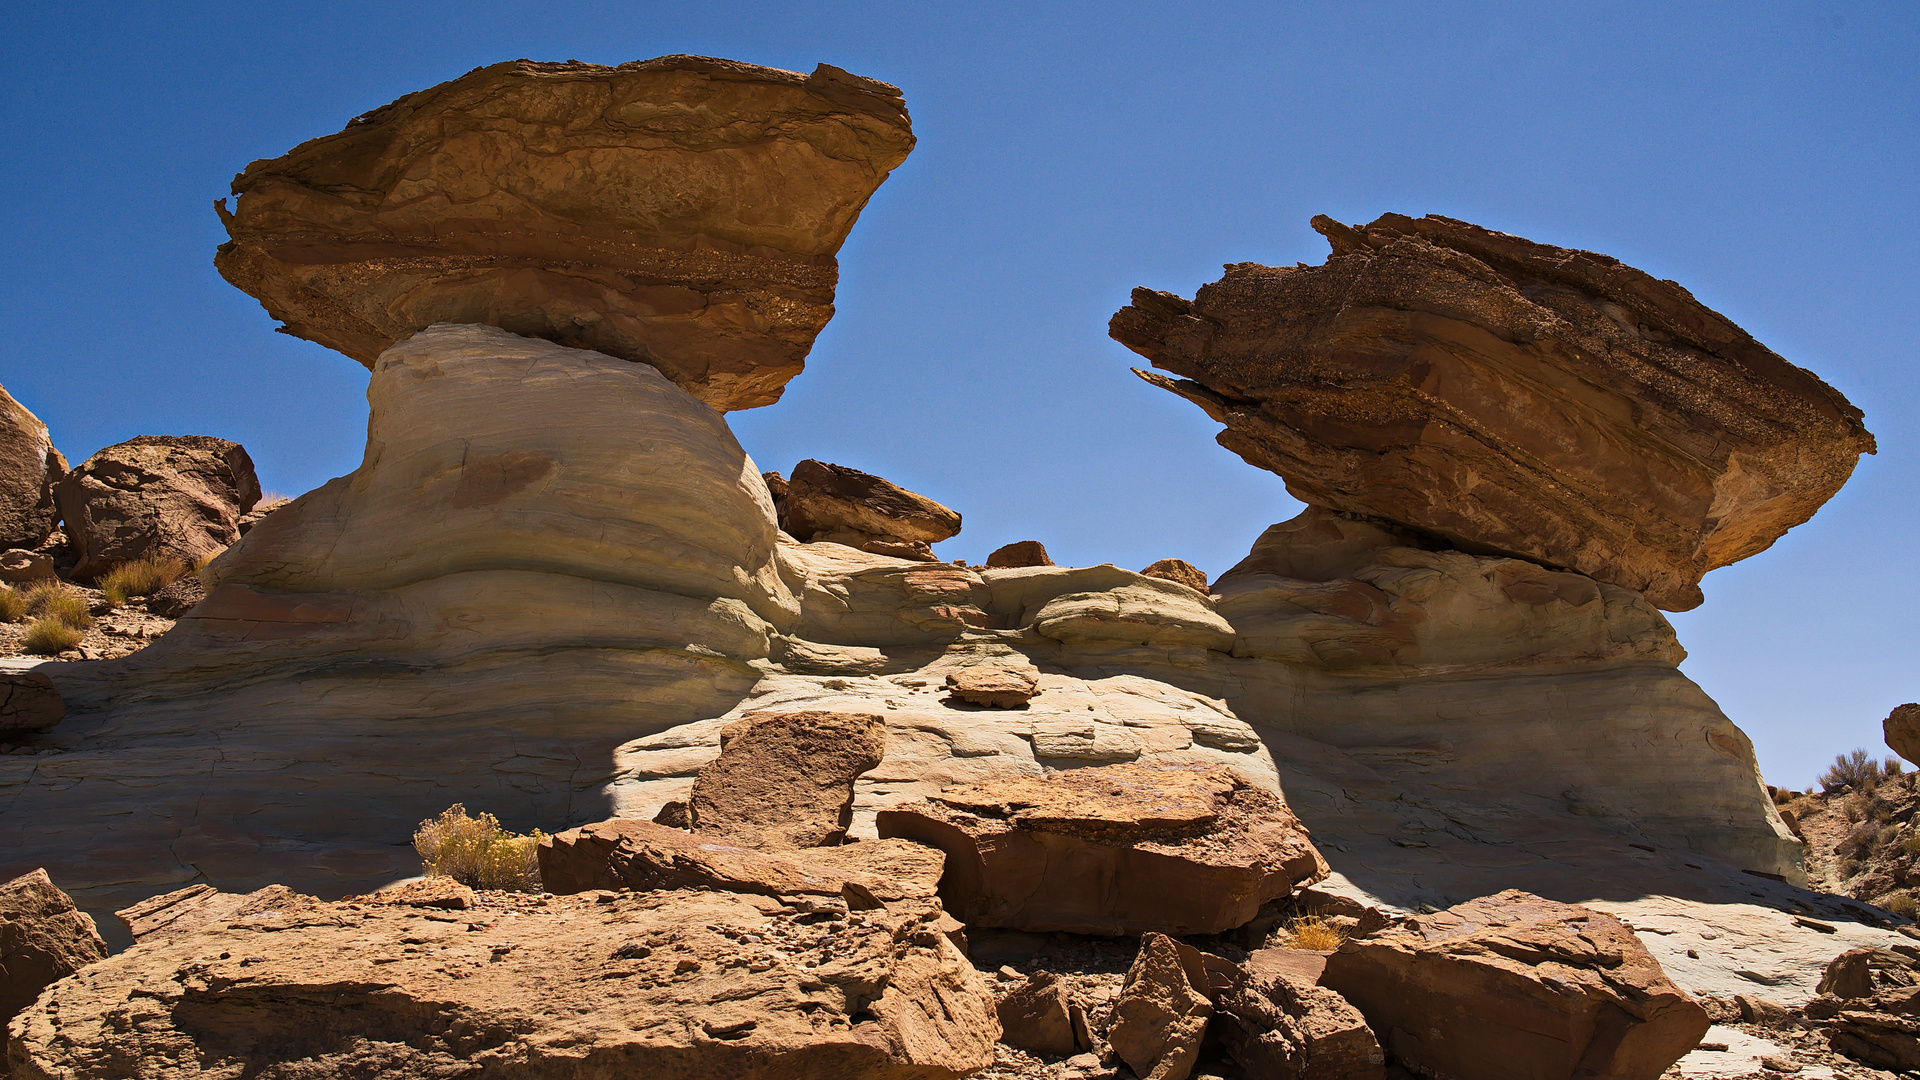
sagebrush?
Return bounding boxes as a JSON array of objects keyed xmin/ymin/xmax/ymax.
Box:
[
  {"xmin": 24, "ymin": 581, "xmax": 91, "ymax": 630},
  {"xmin": 100, "ymin": 555, "xmax": 188, "ymax": 608},
  {"xmin": 413, "ymin": 804, "xmax": 544, "ymax": 891},
  {"xmin": 21, "ymin": 618, "xmax": 83, "ymax": 655},
  {"xmin": 1822, "ymin": 748, "xmax": 1886, "ymax": 793}
]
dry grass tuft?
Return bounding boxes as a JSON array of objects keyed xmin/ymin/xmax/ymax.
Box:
[
  {"xmin": 24, "ymin": 581, "xmax": 92, "ymax": 630},
  {"xmin": 21, "ymin": 618, "xmax": 83, "ymax": 655},
  {"xmin": 0, "ymin": 587, "xmax": 25, "ymax": 623},
  {"xmin": 413, "ymin": 804, "xmax": 545, "ymax": 892},
  {"xmin": 1886, "ymin": 891, "xmax": 1919, "ymax": 918},
  {"xmin": 99, "ymin": 555, "xmax": 188, "ymax": 608},
  {"xmin": 1281, "ymin": 914, "xmax": 1349, "ymax": 951}
]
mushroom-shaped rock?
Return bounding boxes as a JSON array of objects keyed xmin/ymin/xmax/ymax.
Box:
[
  {"xmin": 876, "ymin": 762, "xmax": 1327, "ymax": 936},
  {"xmin": 53, "ymin": 435, "xmax": 260, "ymax": 581},
  {"xmin": 0, "ymin": 385, "xmax": 67, "ymax": 551},
  {"xmin": 779, "ymin": 459, "xmax": 961, "ymax": 559},
  {"xmin": 1320, "ymin": 889, "xmax": 1709, "ymax": 1080},
  {"xmin": 215, "ymin": 56, "xmax": 915, "ymax": 412},
  {"xmin": 1111, "ymin": 213, "xmax": 1875, "ymax": 610}
]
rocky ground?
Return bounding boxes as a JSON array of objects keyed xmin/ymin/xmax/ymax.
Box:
[{"xmin": 1781, "ymin": 776, "xmax": 1920, "ymax": 916}]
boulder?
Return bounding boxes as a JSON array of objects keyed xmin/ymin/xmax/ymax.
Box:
[
  {"xmin": 0, "ymin": 869, "xmax": 106, "ymax": 1032},
  {"xmin": 944, "ymin": 663, "xmax": 1040, "ymax": 708},
  {"xmin": 0, "ymin": 549, "xmax": 54, "ymax": 583},
  {"xmin": 1212, "ymin": 948, "xmax": 1385, "ymax": 1080},
  {"xmin": 995, "ymin": 971, "xmax": 1080, "ymax": 1056},
  {"xmin": 143, "ymin": 574, "xmax": 204, "ymax": 618},
  {"xmin": 779, "ymin": 459, "xmax": 961, "ymax": 559},
  {"xmin": 1886, "ymin": 704, "xmax": 1920, "ymax": 768},
  {"xmin": 876, "ymin": 761, "xmax": 1327, "ymax": 935},
  {"xmin": 53, "ymin": 435, "xmax": 260, "ymax": 581},
  {"xmin": 986, "ymin": 540, "xmax": 1053, "ymax": 568},
  {"xmin": 1320, "ymin": 890, "xmax": 1709, "ymax": 1080},
  {"xmin": 11, "ymin": 885, "xmax": 999, "ymax": 1080},
  {"xmin": 1111, "ymin": 212, "xmax": 1875, "ymax": 610},
  {"xmin": 1108, "ymin": 933, "xmax": 1213, "ymax": 1080},
  {"xmin": 0, "ymin": 385, "xmax": 65, "ymax": 551},
  {"xmin": 1140, "ymin": 557, "xmax": 1208, "ymax": 593},
  {"xmin": 0, "ymin": 671, "xmax": 64, "ymax": 739},
  {"xmin": 213, "ymin": 56, "xmax": 915, "ymax": 413},
  {"xmin": 1802, "ymin": 946, "xmax": 1920, "ymax": 1070},
  {"xmin": 689, "ymin": 711, "xmax": 886, "ymax": 849}
]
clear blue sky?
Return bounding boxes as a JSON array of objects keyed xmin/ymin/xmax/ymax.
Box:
[{"xmin": 1, "ymin": 2, "xmax": 1913, "ymax": 788}]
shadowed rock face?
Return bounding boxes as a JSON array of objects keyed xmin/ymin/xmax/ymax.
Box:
[
  {"xmin": 1111, "ymin": 212, "xmax": 1875, "ymax": 610},
  {"xmin": 0, "ymin": 384, "xmax": 66, "ymax": 551},
  {"xmin": 215, "ymin": 55, "xmax": 915, "ymax": 412}
]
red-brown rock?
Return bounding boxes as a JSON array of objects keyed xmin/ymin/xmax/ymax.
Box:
[
  {"xmin": 689, "ymin": 711, "xmax": 886, "ymax": 849},
  {"xmin": 986, "ymin": 540, "xmax": 1053, "ymax": 568},
  {"xmin": 1108, "ymin": 933, "xmax": 1214, "ymax": 1080},
  {"xmin": 214, "ymin": 56, "xmax": 914, "ymax": 413},
  {"xmin": 1140, "ymin": 558, "xmax": 1208, "ymax": 594},
  {"xmin": 1885, "ymin": 704, "xmax": 1920, "ymax": 769},
  {"xmin": 779, "ymin": 459, "xmax": 961, "ymax": 559},
  {"xmin": 876, "ymin": 762, "xmax": 1328, "ymax": 935},
  {"xmin": 1212, "ymin": 948, "xmax": 1385, "ymax": 1080},
  {"xmin": 1, "ymin": 869, "xmax": 106, "ymax": 1032},
  {"xmin": 0, "ymin": 385, "xmax": 65, "ymax": 551},
  {"xmin": 944, "ymin": 664, "xmax": 1039, "ymax": 708},
  {"xmin": 1320, "ymin": 889, "xmax": 1709, "ymax": 1080},
  {"xmin": 1111, "ymin": 213, "xmax": 1875, "ymax": 610},
  {"xmin": 0, "ymin": 672, "xmax": 64, "ymax": 740},
  {"xmin": 53, "ymin": 435, "xmax": 260, "ymax": 581},
  {"xmin": 995, "ymin": 971, "xmax": 1080, "ymax": 1057}
]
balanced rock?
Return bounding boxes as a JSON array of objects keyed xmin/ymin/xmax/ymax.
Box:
[
  {"xmin": 12, "ymin": 884, "xmax": 999, "ymax": 1080},
  {"xmin": 1111, "ymin": 212, "xmax": 1875, "ymax": 610},
  {"xmin": 689, "ymin": 710, "xmax": 886, "ymax": 849},
  {"xmin": 1321, "ymin": 890, "xmax": 1709, "ymax": 1080},
  {"xmin": 214, "ymin": 56, "xmax": 914, "ymax": 413},
  {"xmin": 876, "ymin": 761, "xmax": 1327, "ymax": 935},
  {"xmin": 0, "ymin": 671, "xmax": 64, "ymax": 739},
  {"xmin": 995, "ymin": 971, "xmax": 1080, "ymax": 1057},
  {"xmin": 944, "ymin": 662, "xmax": 1040, "ymax": 707},
  {"xmin": 1886, "ymin": 704, "xmax": 1920, "ymax": 768},
  {"xmin": 986, "ymin": 540, "xmax": 1053, "ymax": 568},
  {"xmin": 1, "ymin": 869, "xmax": 107, "ymax": 1031},
  {"xmin": 53, "ymin": 435, "xmax": 260, "ymax": 581},
  {"xmin": 0, "ymin": 385, "xmax": 66, "ymax": 550},
  {"xmin": 1108, "ymin": 933, "xmax": 1214, "ymax": 1080},
  {"xmin": 1212, "ymin": 948, "xmax": 1385, "ymax": 1080},
  {"xmin": 1140, "ymin": 557, "xmax": 1208, "ymax": 594},
  {"xmin": 779, "ymin": 459, "xmax": 961, "ymax": 561}
]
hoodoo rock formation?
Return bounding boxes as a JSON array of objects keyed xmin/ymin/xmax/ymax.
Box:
[
  {"xmin": 1111, "ymin": 213, "xmax": 1876, "ymax": 610},
  {"xmin": 214, "ymin": 56, "xmax": 914, "ymax": 412},
  {"xmin": 0, "ymin": 384, "xmax": 66, "ymax": 551}
]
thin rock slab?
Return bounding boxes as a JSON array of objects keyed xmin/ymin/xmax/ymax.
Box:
[
  {"xmin": 1320, "ymin": 889, "xmax": 1710, "ymax": 1080},
  {"xmin": 1110, "ymin": 212, "xmax": 1876, "ymax": 610},
  {"xmin": 876, "ymin": 761, "xmax": 1328, "ymax": 935},
  {"xmin": 53, "ymin": 435, "xmax": 260, "ymax": 581},
  {"xmin": 10, "ymin": 885, "xmax": 998, "ymax": 1080},
  {"xmin": 0, "ymin": 869, "xmax": 107, "ymax": 1032},
  {"xmin": 689, "ymin": 710, "xmax": 887, "ymax": 849},
  {"xmin": 214, "ymin": 56, "xmax": 915, "ymax": 413},
  {"xmin": 0, "ymin": 385, "xmax": 65, "ymax": 551},
  {"xmin": 780, "ymin": 459, "xmax": 963, "ymax": 555}
]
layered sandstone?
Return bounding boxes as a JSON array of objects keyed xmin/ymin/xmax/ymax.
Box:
[
  {"xmin": 54, "ymin": 435, "xmax": 260, "ymax": 580},
  {"xmin": 215, "ymin": 56, "xmax": 914, "ymax": 412},
  {"xmin": 1111, "ymin": 212, "xmax": 1875, "ymax": 610},
  {"xmin": 0, "ymin": 384, "xmax": 65, "ymax": 551}
]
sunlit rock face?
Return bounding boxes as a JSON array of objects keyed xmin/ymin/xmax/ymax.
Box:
[
  {"xmin": 1111, "ymin": 212, "xmax": 1876, "ymax": 611},
  {"xmin": 215, "ymin": 55, "xmax": 915, "ymax": 412}
]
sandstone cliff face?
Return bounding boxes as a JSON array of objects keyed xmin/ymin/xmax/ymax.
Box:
[
  {"xmin": 0, "ymin": 384, "xmax": 66, "ymax": 551},
  {"xmin": 215, "ymin": 56, "xmax": 914, "ymax": 412},
  {"xmin": 1111, "ymin": 213, "xmax": 1876, "ymax": 610}
]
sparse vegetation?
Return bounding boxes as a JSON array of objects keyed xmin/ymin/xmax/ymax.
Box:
[
  {"xmin": 1885, "ymin": 891, "xmax": 1919, "ymax": 918},
  {"xmin": 21, "ymin": 618, "xmax": 83, "ymax": 655},
  {"xmin": 99, "ymin": 555, "xmax": 188, "ymax": 608},
  {"xmin": 1821, "ymin": 748, "xmax": 1885, "ymax": 794},
  {"xmin": 413, "ymin": 804, "xmax": 545, "ymax": 892},
  {"xmin": 1279, "ymin": 914, "xmax": 1348, "ymax": 951},
  {"xmin": 23, "ymin": 581, "xmax": 92, "ymax": 630},
  {"xmin": 1890, "ymin": 757, "xmax": 1907, "ymax": 777},
  {"xmin": 0, "ymin": 587, "xmax": 24, "ymax": 623}
]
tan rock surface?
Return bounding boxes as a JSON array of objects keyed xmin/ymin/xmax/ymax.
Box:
[
  {"xmin": 0, "ymin": 549, "xmax": 54, "ymax": 583},
  {"xmin": 1321, "ymin": 889, "xmax": 1709, "ymax": 1080},
  {"xmin": 53, "ymin": 435, "xmax": 260, "ymax": 581},
  {"xmin": 0, "ymin": 869, "xmax": 106, "ymax": 1034},
  {"xmin": 1111, "ymin": 212, "xmax": 1875, "ymax": 610},
  {"xmin": 1107, "ymin": 933, "xmax": 1212, "ymax": 1080},
  {"xmin": 0, "ymin": 671, "xmax": 62, "ymax": 739},
  {"xmin": 11, "ymin": 885, "xmax": 998, "ymax": 1080},
  {"xmin": 1886, "ymin": 704, "xmax": 1920, "ymax": 768},
  {"xmin": 780, "ymin": 458, "xmax": 962, "ymax": 555},
  {"xmin": 0, "ymin": 386, "xmax": 64, "ymax": 551},
  {"xmin": 944, "ymin": 663, "xmax": 1039, "ymax": 707},
  {"xmin": 689, "ymin": 710, "xmax": 885, "ymax": 848},
  {"xmin": 987, "ymin": 540, "xmax": 1053, "ymax": 568},
  {"xmin": 877, "ymin": 761, "xmax": 1327, "ymax": 935},
  {"xmin": 214, "ymin": 56, "xmax": 914, "ymax": 412}
]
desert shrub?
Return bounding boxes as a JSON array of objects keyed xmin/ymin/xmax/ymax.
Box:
[
  {"xmin": 0, "ymin": 587, "xmax": 24, "ymax": 623},
  {"xmin": 21, "ymin": 618, "xmax": 82, "ymax": 655},
  {"xmin": 23, "ymin": 581, "xmax": 92, "ymax": 630},
  {"xmin": 99, "ymin": 555, "xmax": 187, "ymax": 608},
  {"xmin": 1885, "ymin": 892, "xmax": 1919, "ymax": 917},
  {"xmin": 1823, "ymin": 749, "xmax": 1885, "ymax": 794},
  {"xmin": 413, "ymin": 804, "xmax": 544, "ymax": 892},
  {"xmin": 1890, "ymin": 757, "xmax": 1907, "ymax": 777},
  {"xmin": 1840, "ymin": 857, "xmax": 1865, "ymax": 880},
  {"xmin": 1280, "ymin": 914, "xmax": 1348, "ymax": 951}
]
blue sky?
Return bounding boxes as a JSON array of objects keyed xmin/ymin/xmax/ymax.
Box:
[{"xmin": 1, "ymin": 1, "xmax": 1913, "ymax": 787}]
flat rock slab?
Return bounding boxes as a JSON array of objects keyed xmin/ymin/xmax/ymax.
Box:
[
  {"xmin": 215, "ymin": 56, "xmax": 914, "ymax": 412},
  {"xmin": 690, "ymin": 710, "xmax": 887, "ymax": 849},
  {"xmin": 1322, "ymin": 889, "xmax": 1710, "ymax": 1080},
  {"xmin": 944, "ymin": 664, "xmax": 1039, "ymax": 708},
  {"xmin": 1111, "ymin": 212, "xmax": 1875, "ymax": 610},
  {"xmin": 0, "ymin": 868, "xmax": 106, "ymax": 1031},
  {"xmin": 877, "ymin": 761, "xmax": 1327, "ymax": 935},
  {"xmin": 779, "ymin": 459, "xmax": 962, "ymax": 553},
  {"xmin": 13, "ymin": 885, "xmax": 999, "ymax": 1080}
]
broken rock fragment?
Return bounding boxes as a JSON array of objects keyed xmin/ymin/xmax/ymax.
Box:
[
  {"xmin": 1320, "ymin": 889, "xmax": 1708, "ymax": 1080},
  {"xmin": 53, "ymin": 435, "xmax": 260, "ymax": 581},
  {"xmin": 876, "ymin": 761, "xmax": 1328, "ymax": 935},
  {"xmin": 779, "ymin": 459, "xmax": 962, "ymax": 560},
  {"xmin": 944, "ymin": 663, "xmax": 1040, "ymax": 708},
  {"xmin": 214, "ymin": 56, "xmax": 915, "ymax": 412},
  {"xmin": 1140, "ymin": 557, "xmax": 1208, "ymax": 594},
  {"xmin": 689, "ymin": 710, "xmax": 887, "ymax": 849},
  {"xmin": 995, "ymin": 970, "xmax": 1080, "ymax": 1057},
  {"xmin": 1885, "ymin": 704, "xmax": 1920, "ymax": 769},
  {"xmin": 986, "ymin": 540, "xmax": 1053, "ymax": 568},
  {"xmin": 0, "ymin": 869, "xmax": 107, "ymax": 1031},
  {"xmin": 1111, "ymin": 212, "xmax": 1876, "ymax": 610},
  {"xmin": 1108, "ymin": 933, "xmax": 1213, "ymax": 1080},
  {"xmin": 0, "ymin": 671, "xmax": 64, "ymax": 739}
]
